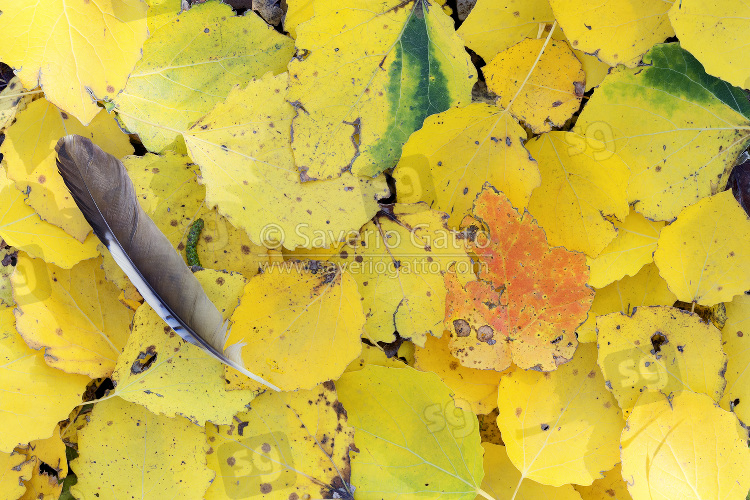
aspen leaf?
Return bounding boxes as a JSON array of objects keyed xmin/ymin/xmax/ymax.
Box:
[
  {"xmin": 654, "ymin": 190, "xmax": 750, "ymax": 305},
  {"xmin": 457, "ymin": 0, "xmax": 554, "ymax": 63},
  {"xmin": 15, "ymin": 425, "xmax": 67, "ymax": 500},
  {"xmin": 576, "ymin": 43, "xmax": 750, "ymax": 221},
  {"xmin": 446, "ymin": 187, "xmax": 593, "ymax": 371},
  {"xmin": 334, "ymin": 204, "xmax": 473, "ymax": 346},
  {"xmin": 548, "ymin": 0, "xmax": 674, "ymax": 67},
  {"xmin": 115, "ymin": 1, "xmax": 294, "ymax": 152},
  {"xmin": 484, "ymin": 39, "xmax": 585, "ymax": 133},
  {"xmin": 225, "ymin": 261, "xmax": 365, "ymax": 392},
  {"xmin": 185, "ymin": 72, "xmax": 388, "ymax": 250},
  {"xmin": 0, "ymin": 167, "xmax": 99, "ymax": 269},
  {"xmin": 669, "ymin": 0, "xmax": 750, "ymax": 89},
  {"xmin": 146, "ymin": 0, "xmax": 183, "ymax": 33},
  {"xmin": 112, "ymin": 270, "xmax": 257, "ymax": 425},
  {"xmin": 0, "ymin": 0, "xmax": 149, "ymax": 124},
  {"xmin": 526, "ymin": 132, "xmax": 630, "ymax": 257},
  {"xmin": 393, "ymin": 103, "xmax": 541, "ymax": 226},
  {"xmin": 576, "ymin": 263, "xmax": 676, "ymax": 343},
  {"xmin": 0, "ymin": 77, "xmax": 29, "ymax": 131},
  {"xmin": 12, "ymin": 253, "xmax": 133, "ymax": 379},
  {"xmin": 122, "ymin": 152, "xmax": 269, "ymax": 277},
  {"xmin": 587, "ymin": 209, "xmax": 665, "ymax": 289},
  {"xmin": 205, "ymin": 383, "xmax": 355, "ymax": 500},
  {"xmin": 414, "ymin": 332, "xmax": 503, "ymax": 415},
  {"xmin": 283, "ymin": 0, "xmax": 314, "ymax": 38},
  {"xmin": 287, "ymin": 0, "xmax": 476, "ymax": 180},
  {"xmin": 345, "ymin": 343, "xmax": 407, "ymax": 373},
  {"xmin": 444, "ymin": 272, "xmax": 511, "ymax": 371},
  {"xmin": 337, "ymin": 365, "xmax": 484, "ymax": 500},
  {"xmin": 574, "ymin": 463, "xmax": 632, "ymax": 500},
  {"xmin": 2, "ymin": 97, "xmax": 134, "ymax": 240},
  {"xmin": 478, "ymin": 443, "xmax": 583, "ymax": 500},
  {"xmin": 596, "ymin": 306, "xmax": 726, "ymax": 413},
  {"xmin": 621, "ymin": 391, "xmax": 750, "ymax": 500},
  {"xmin": 0, "ymin": 306, "xmax": 89, "ymax": 452},
  {"xmin": 496, "ymin": 343, "xmax": 623, "ymax": 486},
  {"xmin": 0, "ymin": 450, "xmax": 32, "ymax": 499},
  {"xmin": 71, "ymin": 397, "xmax": 213, "ymax": 500},
  {"xmin": 719, "ymin": 293, "xmax": 750, "ymax": 424}
]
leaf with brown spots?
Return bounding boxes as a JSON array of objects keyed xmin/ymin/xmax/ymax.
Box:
[
  {"xmin": 205, "ymin": 382, "xmax": 355, "ymax": 500},
  {"xmin": 445, "ymin": 186, "xmax": 593, "ymax": 372},
  {"xmin": 497, "ymin": 344, "xmax": 623, "ymax": 486}
]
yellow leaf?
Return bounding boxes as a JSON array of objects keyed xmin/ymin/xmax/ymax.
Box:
[
  {"xmin": 0, "ymin": 0, "xmax": 148, "ymax": 124},
  {"xmin": 654, "ymin": 190, "xmax": 750, "ymax": 305},
  {"xmin": 669, "ymin": 0, "xmax": 750, "ymax": 88},
  {"xmin": 575, "ymin": 43, "xmax": 750, "ymax": 221},
  {"xmin": 0, "ymin": 449, "xmax": 32, "ymax": 500},
  {"xmin": 526, "ymin": 132, "xmax": 630, "ymax": 257},
  {"xmin": 587, "ymin": 209, "xmax": 665, "ymax": 288},
  {"xmin": 574, "ymin": 50, "xmax": 611, "ymax": 92},
  {"xmin": 112, "ymin": 270, "xmax": 258, "ymax": 425},
  {"xmin": 621, "ymin": 391, "xmax": 750, "ymax": 500},
  {"xmin": 0, "ymin": 306, "xmax": 89, "ymax": 452},
  {"xmin": 2, "ymin": 97, "xmax": 134, "ymax": 240},
  {"xmin": 283, "ymin": 0, "xmax": 314, "ymax": 38},
  {"xmin": 71, "ymin": 397, "xmax": 213, "ymax": 499},
  {"xmin": 457, "ymin": 0, "xmax": 554, "ymax": 63},
  {"xmin": 146, "ymin": 0, "xmax": 183, "ymax": 33},
  {"xmin": 0, "ymin": 246, "xmax": 13, "ymax": 307},
  {"xmin": 477, "ymin": 443, "xmax": 583, "ymax": 500},
  {"xmin": 548, "ymin": 0, "xmax": 674, "ymax": 67},
  {"xmin": 226, "ymin": 261, "xmax": 364, "ymax": 392},
  {"xmin": 485, "ymin": 39, "xmax": 584, "ymax": 133},
  {"xmin": 345, "ymin": 343, "xmax": 407, "ymax": 372},
  {"xmin": 414, "ymin": 333, "xmax": 503, "ymax": 415},
  {"xmin": 185, "ymin": 72, "xmax": 388, "ymax": 250},
  {"xmin": 337, "ymin": 365, "xmax": 484, "ymax": 499},
  {"xmin": 0, "ymin": 77, "xmax": 30, "ymax": 131},
  {"xmin": 574, "ymin": 463, "xmax": 632, "ymax": 500},
  {"xmin": 205, "ymin": 383, "xmax": 355, "ymax": 500},
  {"xmin": 576, "ymin": 263, "xmax": 676, "ymax": 343},
  {"xmin": 393, "ymin": 103, "xmax": 541, "ymax": 225},
  {"xmin": 719, "ymin": 293, "xmax": 750, "ymax": 424},
  {"xmin": 15, "ymin": 425, "xmax": 67, "ymax": 500},
  {"xmin": 334, "ymin": 204, "xmax": 473, "ymax": 346},
  {"xmin": 287, "ymin": 0, "xmax": 476, "ymax": 180},
  {"xmin": 497, "ymin": 344, "xmax": 623, "ymax": 486},
  {"xmin": 114, "ymin": 1, "xmax": 294, "ymax": 152},
  {"xmin": 122, "ymin": 152, "xmax": 269, "ymax": 277},
  {"xmin": 596, "ymin": 306, "xmax": 726, "ymax": 412},
  {"xmin": 12, "ymin": 253, "xmax": 133, "ymax": 378},
  {"xmin": 0, "ymin": 167, "xmax": 99, "ymax": 269}
]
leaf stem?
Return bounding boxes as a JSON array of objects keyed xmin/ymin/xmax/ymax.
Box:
[
  {"xmin": 476, "ymin": 487, "xmax": 497, "ymax": 500},
  {"xmin": 505, "ymin": 20, "xmax": 557, "ymax": 113}
]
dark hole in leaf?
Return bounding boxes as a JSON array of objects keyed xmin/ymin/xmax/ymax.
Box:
[{"xmin": 651, "ymin": 332, "xmax": 667, "ymax": 354}]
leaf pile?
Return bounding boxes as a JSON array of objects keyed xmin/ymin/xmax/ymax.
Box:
[{"xmin": 2, "ymin": 0, "xmax": 750, "ymax": 499}]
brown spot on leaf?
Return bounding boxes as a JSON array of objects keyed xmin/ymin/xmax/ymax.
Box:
[
  {"xmin": 107, "ymin": 85, "xmax": 115, "ymax": 93},
  {"xmin": 453, "ymin": 319, "xmax": 471, "ymax": 337},
  {"xmin": 216, "ymin": 277, "xmax": 225, "ymax": 285},
  {"xmin": 260, "ymin": 483, "xmax": 272, "ymax": 494},
  {"xmin": 38, "ymin": 175, "xmax": 46, "ymax": 184},
  {"xmin": 226, "ymin": 456, "xmax": 236, "ymax": 466}
]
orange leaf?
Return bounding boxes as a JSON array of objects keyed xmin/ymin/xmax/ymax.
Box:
[{"xmin": 446, "ymin": 186, "xmax": 593, "ymax": 371}]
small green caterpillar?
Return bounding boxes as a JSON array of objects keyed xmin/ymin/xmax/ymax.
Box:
[{"xmin": 186, "ymin": 218, "xmax": 204, "ymax": 267}]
